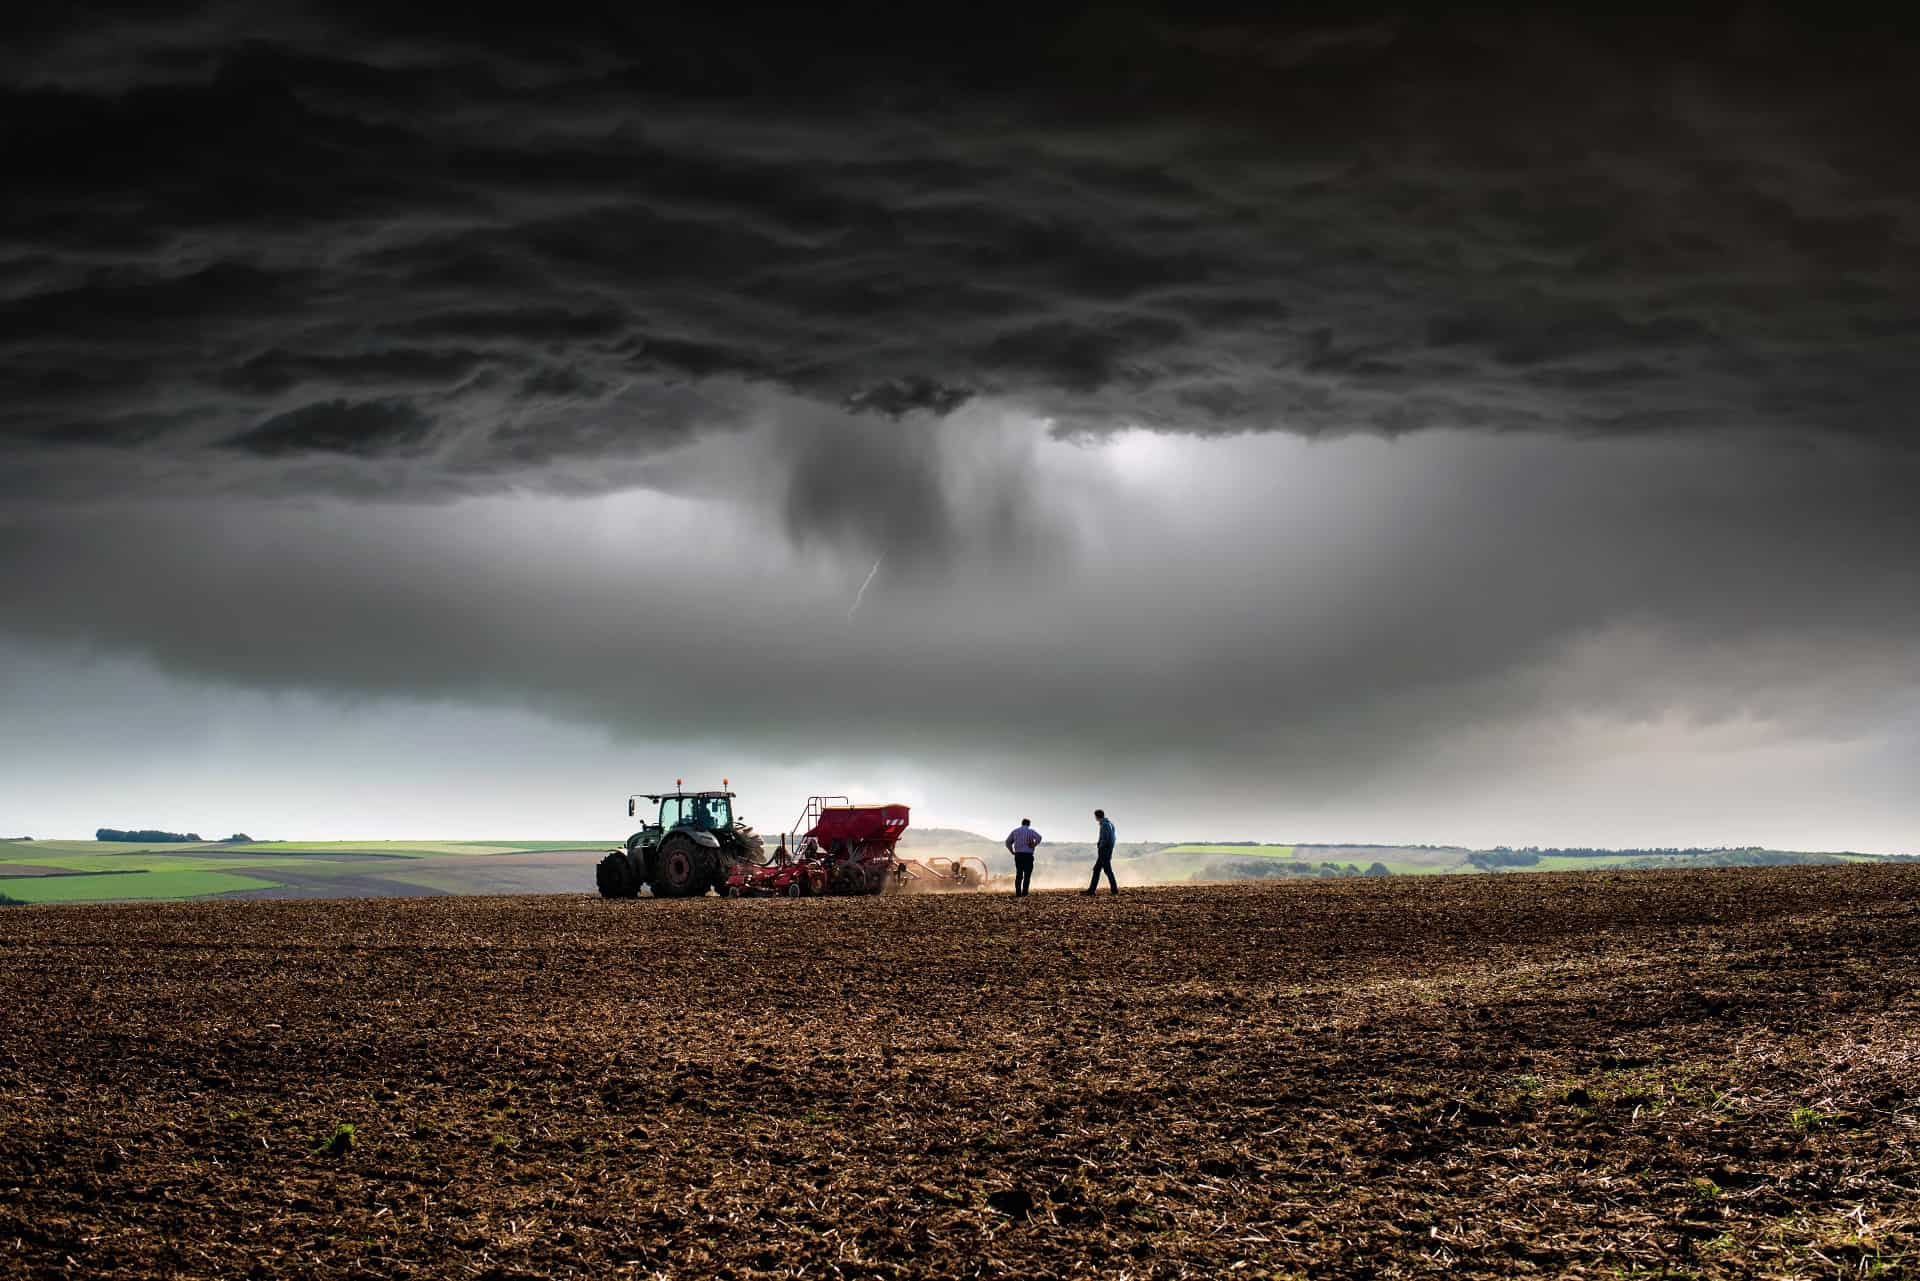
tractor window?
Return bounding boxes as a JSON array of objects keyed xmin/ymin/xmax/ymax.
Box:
[
  {"xmin": 686, "ymin": 796, "xmax": 730, "ymax": 829},
  {"xmin": 659, "ymin": 796, "xmax": 731, "ymax": 829}
]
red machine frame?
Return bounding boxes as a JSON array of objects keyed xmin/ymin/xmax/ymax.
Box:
[{"xmin": 723, "ymin": 797, "xmax": 910, "ymax": 897}]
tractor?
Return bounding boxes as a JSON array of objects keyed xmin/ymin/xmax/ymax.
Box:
[
  {"xmin": 594, "ymin": 783, "xmax": 765, "ymax": 899},
  {"xmin": 594, "ymin": 786, "xmax": 912, "ymax": 899}
]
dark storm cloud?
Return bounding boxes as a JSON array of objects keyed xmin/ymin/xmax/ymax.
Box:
[
  {"xmin": 845, "ymin": 376, "xmax": 974, "ymax": 419},
  {"xmin": 1, "ymin": 3, "xmax": 1916, "ymax": 495},
  {"xmin": 222, "ymin": 398, "xmax": 434, "ymax": 457},
  {"xmin": 212, "ymin": 348, "xmax": 491, "ymax": 397}
]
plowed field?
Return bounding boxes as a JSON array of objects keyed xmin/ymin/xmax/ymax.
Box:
[{"xmin": 3, "ymin": 867, "xmax": 1917, "ymax": 1279}]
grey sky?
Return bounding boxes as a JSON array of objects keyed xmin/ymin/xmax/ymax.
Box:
[{"xmin": 1, "ymin": 6, "xmax": 1916, "ymax": 848}]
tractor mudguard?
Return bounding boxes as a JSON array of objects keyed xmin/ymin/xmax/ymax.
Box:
[{"xmin": 684, "ymin": 829, "xmax": 722, "ymax": 849}]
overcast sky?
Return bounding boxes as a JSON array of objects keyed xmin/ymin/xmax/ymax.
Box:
[{"xmin": 3, "ymin": 5, "xmax": 1916, "ymax": 849}]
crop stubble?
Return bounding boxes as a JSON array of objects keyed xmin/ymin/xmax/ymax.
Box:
[{"xmin": 1, "ymin": 867, "xmax": 1916, "ymax": 1279}]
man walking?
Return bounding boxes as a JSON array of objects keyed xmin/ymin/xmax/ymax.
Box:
[
  {"xmin": 1085, "ymin": 808, "xmax": 1118, "ymax": 896},
  {"xmin": 1005, "ymin": 818, "xmax": 1042, "ymax": 897}
]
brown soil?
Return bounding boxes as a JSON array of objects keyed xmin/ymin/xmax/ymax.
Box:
[{"xmin": 1, "ymin": 866, "xmax": 1916, "ymax": 1279}]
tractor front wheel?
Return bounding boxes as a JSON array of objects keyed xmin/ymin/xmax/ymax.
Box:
[
  {"xmin": 595, "ymin": 850, "xmax": 638, "ymax": 899},
  {"xmin": 652, "ymin": 833, "xmax": 716, "ymax": 898}
]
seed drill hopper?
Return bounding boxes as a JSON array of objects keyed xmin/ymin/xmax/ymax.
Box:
[{"xmin": 722, "ymin": 795, "xmax": 910, "ymax": 897}]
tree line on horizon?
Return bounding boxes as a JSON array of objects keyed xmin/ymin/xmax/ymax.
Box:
[{"xmin": 96, "ymin": 828, "xmax": 203, "ymax": 843}]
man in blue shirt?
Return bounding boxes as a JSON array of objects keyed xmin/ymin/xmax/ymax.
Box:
[
  {"xmin": 1005, "ymin": 819, "xmax": 1041, "ymax": 897},
  {"xmin": 1084, "ymin": 808, "xmax": 1118, "ymax": 896}
]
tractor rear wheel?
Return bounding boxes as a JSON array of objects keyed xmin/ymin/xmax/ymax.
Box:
[
  {"xmin": 652, "ymin": 833, "xmax": 716, "ymax": 898},
  {"xmin": 733, "ymin": 827, "xmax": 766, "ymax": 864},
  {"xmin": 595, "ymin": 850, "xmax": 638, "ymax": 899}
]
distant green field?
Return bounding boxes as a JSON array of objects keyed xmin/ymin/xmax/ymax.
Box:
[
  {"xmin": 0, "ymin": 870, "xmax": 279, "ymax": 903},
  {"xmin": 1162, "ymin": 844, "xmax": 1298, "ymax": 858}
]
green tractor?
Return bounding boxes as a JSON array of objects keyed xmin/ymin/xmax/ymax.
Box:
[{"xmin": 595, "ymin": 786, "xmax": 765, "ymax": 899}]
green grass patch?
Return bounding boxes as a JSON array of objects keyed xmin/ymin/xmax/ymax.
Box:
[
  {"xmin": 0, "ymin": 869, "xmax": 280, "ymax": 903},
  {"xmin": 315, "ymin": 1123, "xmax": 356, "ymax": 1156}
]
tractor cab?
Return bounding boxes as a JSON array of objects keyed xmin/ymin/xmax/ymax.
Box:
[
  {"xmin": 660, "ymin": 792, "xmax": 732, "ymax": 832},
  {"xmin": 627, "ymin": 788, "xmax": 736, "ymax": 837}
]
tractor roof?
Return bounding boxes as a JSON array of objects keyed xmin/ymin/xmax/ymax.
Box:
[{"xmin": 641, "ymin": 790, "xmax": 735, "ymax": 800}]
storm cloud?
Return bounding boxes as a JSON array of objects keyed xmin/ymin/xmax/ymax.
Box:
[{"xmin": 3, "ymin": 3, "xmax": 1916, "ymax": 500}]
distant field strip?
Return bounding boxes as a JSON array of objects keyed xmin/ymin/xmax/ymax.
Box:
[
  {"xmin": 448, "ymin": 841, "xmax": 611, "ymax": 851},
  {"xmin": 234, "ymin": 841, "xmax": 519, "ymax": 856},
  {"xmin": 0, "ymin": 869, "xmax": 280, "ymax": 902},
  {"xmin": 1161, "ymin": 844, "xmax": 1298, "ymax": 857}
]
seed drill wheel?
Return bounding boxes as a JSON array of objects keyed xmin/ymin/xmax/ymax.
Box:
[
  {"xmin": 595, "ymin": 850, "xmax": 638, "ymax": 899},
  {"xmin": 652, "ymin": 833, "xmax": 716, "ymax": 898}
]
